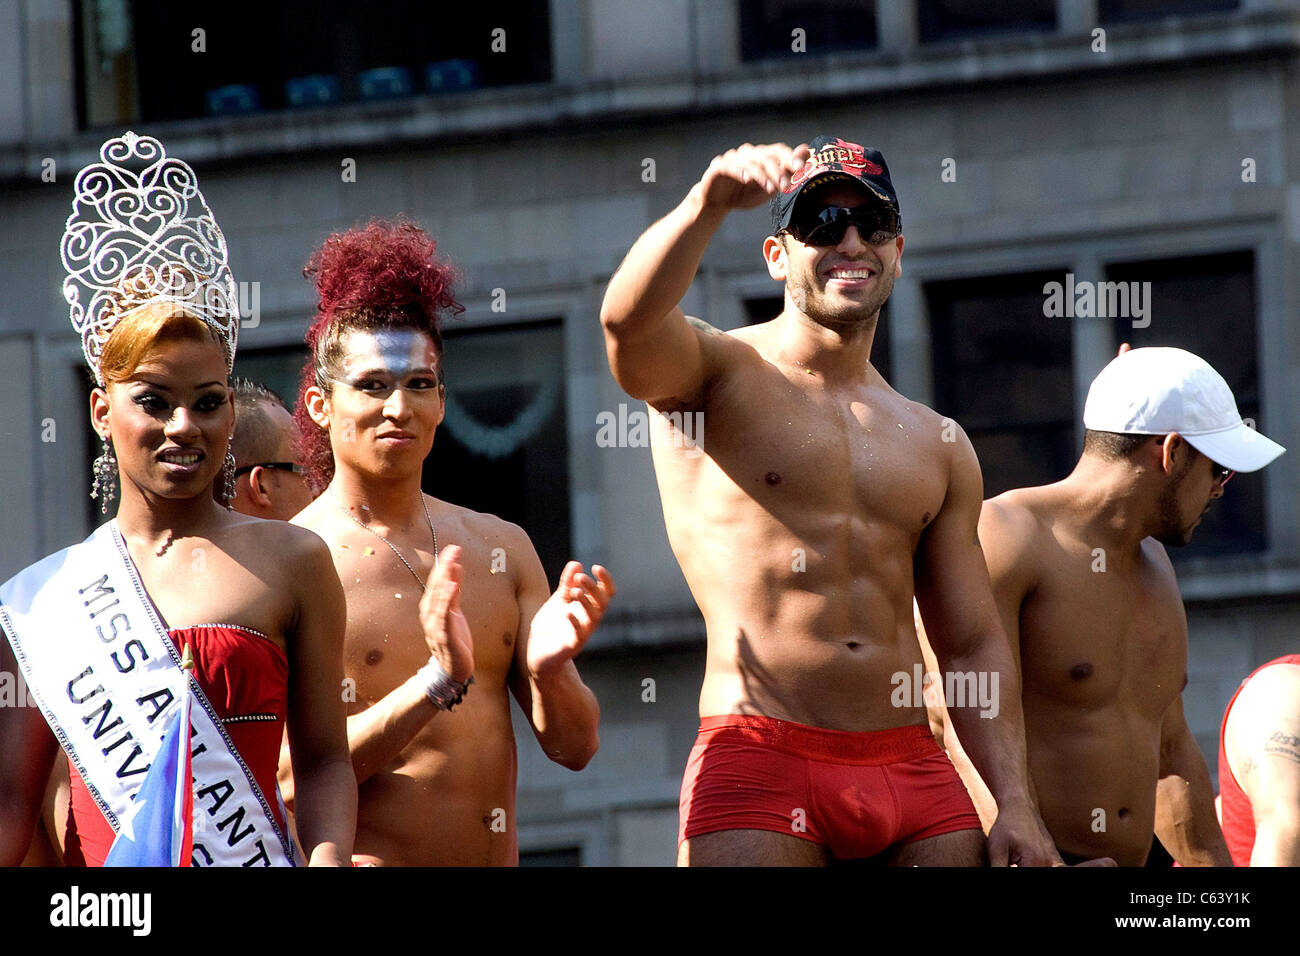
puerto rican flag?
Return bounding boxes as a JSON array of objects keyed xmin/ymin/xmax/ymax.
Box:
[{"xmin": 104, "ymin": 683, "xmax": 194, "ymax": 867}]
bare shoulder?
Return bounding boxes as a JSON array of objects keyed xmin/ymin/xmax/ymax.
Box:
[
  {"xmin": 910, "ymin": 401, "xmax": 970, "ymax": 456},
  {"xmin": 639, "ymin": 314, "xmax": 757, "ymax": 414},
  {"xmin": 230, "ymin": 511, "xmax": 333, "ymax": 568},
  {"xmin": 981, "ymin": 488, "xmax": 1043, "ymax": 538},
  {"xmin": 1139, "ymin": 536, "xmax": 1180, "ymax": 587},
  {"xmin": 692, "ymin": 315, "xmax": 764, "ymax": 367},
  {"xmin": 979, "ymin": 488, "xmax": 1049, "ymax": 581},
  {"xmin": 1228, "ymin": 661, "xmax": 1300, "ymax": 766},
  {"xmin": 706, "ymin": 316, "xmax": 795, "ymax": 371},
  {"xmin": 433, "ymin": 497, "xmax": 536, "ymax": 560},
  {"xmin": 290, "ymin": 494, "xmax": 334, "ymax": 535},
  {"xmin": 911, "ymin": 406, "xmax": 980, "ymax": 503},
  {"xmin": 436, "ymin": 498, "xmax": 547, "ymax": 598},
  {"xmin": 685, "ymin": 315, "xmax": 726, "ymax": 339},
  {"xmin": 1237, "ymin": 661, "xmax": 1300, "ymax": 714}
]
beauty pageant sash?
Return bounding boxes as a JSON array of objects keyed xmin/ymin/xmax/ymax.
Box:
[{"xmin": 0, "ymin": 520, "xmax": 295, "ymax": 866}]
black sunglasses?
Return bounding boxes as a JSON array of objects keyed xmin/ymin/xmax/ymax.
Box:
[
  {"xmin": 233, "ymin": 461, "xmax": 303, "ymax": 478},
  {"xmin": 785, "ymin": 205, "xmax": 901, "ymax": 247}
]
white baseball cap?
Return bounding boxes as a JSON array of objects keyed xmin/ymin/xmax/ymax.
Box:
[{"xmin": 1083, "ymin": 347, "xmax": 1285, "ymax": 473}]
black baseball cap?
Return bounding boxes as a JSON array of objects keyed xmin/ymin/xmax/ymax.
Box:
[{"xmin": 770, "ymin": 135, "xmax": 900, "ymax": 234}]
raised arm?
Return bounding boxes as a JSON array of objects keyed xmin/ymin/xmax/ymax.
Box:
[
  {"xmin": 284, "ymin": 531, "xmax": 357, "ymax": 866},
  {"xmin": 913, "ymin": 426, "xmax": 1059, "ymax": 866},
  {"xmin": 1227, "ymin": 662, "xmax": 1300, "ymax": 865},
  {"xmin": 599, "ymin": 142, "xmax": 808, "ymax": 407},
  {"xmin": 1155, "ymin": 693, "xmax": 1233, "ymax": 865},
  {"xmin": 508, "ymin": 527, "xmax": 613, "ymax": 771}
]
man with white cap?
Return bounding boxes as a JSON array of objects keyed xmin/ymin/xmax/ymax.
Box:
[{"xmin": 922, "ymin": 345, "xmax": 1284, "ymax": 866}]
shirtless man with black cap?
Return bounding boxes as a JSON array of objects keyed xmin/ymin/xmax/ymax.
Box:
[
  {"xmin": 924, "ymin": 346, "xmax": 1283, "ymax": 865},
  {"xmin": 600, "ymin": 136, "xmax": 1060, "ymax": 866}
]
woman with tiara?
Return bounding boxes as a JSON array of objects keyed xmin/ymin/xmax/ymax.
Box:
[{"xmin": 0, "ymin": 131, "xmax": 355, "ymax": 866}]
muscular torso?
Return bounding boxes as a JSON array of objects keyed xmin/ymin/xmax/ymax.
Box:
[
  {"xmin": 1007, "ymin": 490, "xmax": 1187, "ymax": 865},
  {"xmin": 650, "ymin": 323, "xmax": 950, "ymax": 732},
  {"xmin": 298, "ymin": 496, "xmax": 524, "ymax": 865}
]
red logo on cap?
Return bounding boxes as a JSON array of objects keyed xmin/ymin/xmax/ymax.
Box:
[{"xmin": 787, "ymin": 139, "xmax": 880, "ymax": 191}]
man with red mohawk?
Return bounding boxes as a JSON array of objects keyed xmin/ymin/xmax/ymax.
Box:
[{"xmin": 284, "ymin": 219, "xmax": 614, "ymax": 865}]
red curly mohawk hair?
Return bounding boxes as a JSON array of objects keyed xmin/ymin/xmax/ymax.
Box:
[{"xmin": 294, "ymin": 218, "xmax": 463, "ymax": 494}]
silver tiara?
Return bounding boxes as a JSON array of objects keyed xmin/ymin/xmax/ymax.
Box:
[{"xmin": 61, "ymin": 131, "xmax": 239, "ymax": 385}]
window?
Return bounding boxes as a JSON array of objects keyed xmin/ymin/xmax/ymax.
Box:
[
  {"xmin": 744, "ymin": 295, "xmax": 893, "ymax": 385},
  {"xmin": 739, "ymin": 0, "xmax": 878, "ymax": 61},
  {"xmin": 1106, "ymin": 251, "xmax": 1265, "ymax": 556},
  {"xmin": 232, "ymin": 345, "xmax": 310, "ymax": 413},
  {"xmin": 423, "ymin": 321, "xmax": 571, "ymax": 584},
  {"xmin": 1098, "ymin": 0, "xmax": 1238, "ymax": 23},
  {"xmin": 917, "ymin": 0, "xmax": 1056, "ymax": 43},
  {"xmin": 77, "ymin": 0, "xmax": 552, "ymax": 127},
  {"xmin": 75, "ymin": 0, "xmax": 140, "ymax": 127},
  {"xmin": 926, "ymin": 270, "xmax": 1075, "ymax": 498}
]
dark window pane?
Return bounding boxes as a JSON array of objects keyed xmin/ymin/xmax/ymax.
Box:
[
  {"xmin": 424, "ymin": 322, "xmax": 572, "ymax": 584},
  {"xmin": 743, "ymin": 295, "xmax": 785, "ymax": 327},
  {"xmin": 233, "ymin": 345, "xmax": 310, "ymax": 412},
  {"xmin": 926, "ymin": 270, "xmax": 1075, "ymax": 498},
  {"xmin": 1106, "ymin": 251, "xmax": 1264, "ymax": 556},
  {"xmin": 1098, "ymin": 0, "xmax": 1238, "ymax": 23},
  {"xmin": 744, "ymin": 295, "xmax": 892, "ymax": 385},
  {"xmin": 100, "ymin": 0, "xmax": 551, "ymax": 125},
  {"xmin": 917, "ymin": 0, "xmax": 1056, "ymax": 43},
  {"xmin": 739, "ymin": 0, "xmax": 877, "ymax": 61}
]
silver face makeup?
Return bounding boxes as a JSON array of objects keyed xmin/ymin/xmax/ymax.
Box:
[{"xmin": 336, "ymin": 329, "xmax": 441, "ymax": 398}]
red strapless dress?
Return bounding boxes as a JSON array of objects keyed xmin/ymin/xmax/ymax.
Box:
[{"xmin": 62, "ymin": 624, "xmax": 288, "ymax": 867}]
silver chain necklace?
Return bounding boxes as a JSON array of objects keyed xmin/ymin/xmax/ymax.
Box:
[{"xmin": 338, "ymin": 494, "xmax": 439, "ymax": 591}]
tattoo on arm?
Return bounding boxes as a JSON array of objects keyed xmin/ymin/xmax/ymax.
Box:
[
  {"xmin": 1263, "ymin": 730, "xmax": 1300, "ymax": 764},
  {"xmin": 687, "ymin": 316, "xmax": 721, "ymax": 336}
]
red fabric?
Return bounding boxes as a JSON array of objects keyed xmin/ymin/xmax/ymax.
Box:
[
  {"xmin": 63, "ymin": 625, "xmax": 288, "ymax": 867},
  {"xmin": 678, "ymin": 714, "xmax": 981, "ymax": 859},
  {"xmin": 1218, "ymin": 654, "xmax": 1300, "ymax": 867}
]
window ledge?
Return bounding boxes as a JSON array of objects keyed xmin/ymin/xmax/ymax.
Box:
[
  {"xmin": 1176, "ymin": 555, "xmax": 1300, "ymax": 602},
  {"xmin": 3, "ymin": 10, "xmax": 1296, "ymax": 182},
  {"xmin": 584, "ymin": 607, "xmax": 705, "ymax": 653}
]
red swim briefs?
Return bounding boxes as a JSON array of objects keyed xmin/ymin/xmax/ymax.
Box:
[{"xmin": 678, "ymin": 714, "xmax": 981, "ymax": 860}]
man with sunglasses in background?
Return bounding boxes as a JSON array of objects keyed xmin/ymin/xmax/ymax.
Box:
[
  {"xmin": 228, "ymin": 379, "xmax": 314, "ymax": 520},
  {"xmin": 600, "ymin": 135, "xmax": 1062, "ymax": 865},
  {"xmin": 920, "ymin": 345, "xmax": 1285, "ymax": 866}
]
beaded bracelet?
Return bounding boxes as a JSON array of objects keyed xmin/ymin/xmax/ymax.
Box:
[{"xmin": 416, "ymin": 657, "xmax": 474, "ymax": 711}]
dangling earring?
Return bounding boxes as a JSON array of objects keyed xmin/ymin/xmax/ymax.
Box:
[
  {"xmin": 91, "ymin": 437, "xmax": 118, "ymax": 515},
  {"xmin": 221, "ymin": 451, "xmax": 237, "ymax": 508}
]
